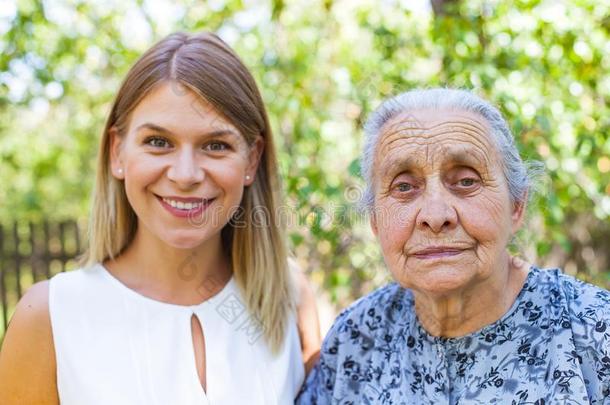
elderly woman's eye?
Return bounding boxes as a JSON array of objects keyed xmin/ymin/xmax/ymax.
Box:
[
  {"xmin": 145, "ymin": 136, "xmax": 171, "ymax": 148},
  {"xmin": 459, "ymin": 178, "xmax": 477, "ymax": 187},
  {"xmin": 396, "ymin": 183, "xmax": 413, "ymax": 192}
]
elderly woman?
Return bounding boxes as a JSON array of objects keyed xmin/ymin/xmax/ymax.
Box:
[{"xmin": 297, "ymin": 89, "xmax": 610, "ymax": 404}]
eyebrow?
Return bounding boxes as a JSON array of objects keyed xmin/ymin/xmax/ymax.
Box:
[
  {"xmin": 135, "ymin": 123, "xmax": 239, "ymax": 138},
  {"xmin": 381, "ymin": 155, "xmax": 422, "ymax": 177},
  {"xmin": 442, "ymin": 149, "xmax": 488, "ymax": 168},
  {"xmin": 380, "ymin": 148, "xmax": 488, "ymax": 178}
]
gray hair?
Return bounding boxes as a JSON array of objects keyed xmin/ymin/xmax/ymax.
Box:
[{"xmin": 361, "ymin": 88, "xmax": 541, "ymax": 210}]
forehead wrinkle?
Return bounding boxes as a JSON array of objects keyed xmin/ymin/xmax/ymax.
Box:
[
  {"xmin": 377, "ymin": 120, "xmax": 497, "ymax": 168},
  {"xmin": 430, "ymin": 143, "xmax": 496, "ymax": 180},
  {"xmin": 384, "ymin": 117, "xmax": 490, "ymax": 137},
  {"xmin": 378, "ymin": 129, "xmax": 494, "ymax": 167},
  {"xmin": 384, "ymin": 108, "xmax": 487, "ymax": 126},
  {"xmin": 387, "ymin": 109, "xmax": 490, "ymax": 130},
  {"xmin": 375, "ymin": 137, "xmax": 496, "ymax": 184},
  {"xmin": 385, "ymin": 147, "xmax": 427, "ymax": 169},
  {"xmin": 429, "ymin": 119, "xmax": 490, "ymax": 135},
  {"xmin": 435, "ymin": 144, "xmax": 489, "ymax": 171},
  {"xmin": 380, "ymin": 117, "xmax": 493, "ymax": 146},
  {"xmin": 429, "ymin": 122, "xmax": 496, "ymax": 154},
  {"xmin": 383, "ymin": 141, "xmax": 489, "ymax": 173},
  {"xmin": 374, "ymin": 111, "xmax": 504, "ymax": 181},
  {"xmin": 428, "ymin": 136, "xmax": 492, "ymax": 163},
  {"xmin": 421, "ymin": 122, "xmax": 494, "ymax": 151}
]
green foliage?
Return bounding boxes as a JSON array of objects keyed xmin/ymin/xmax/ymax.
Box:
[{"xmin": 1, "ymin": 0, "xmax": 608, "ymax": 305}]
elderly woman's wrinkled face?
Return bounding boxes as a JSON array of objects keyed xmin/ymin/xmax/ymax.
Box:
[{"xmin": 371, "ymin": 108, "xmax": 524, "ymax": 296}]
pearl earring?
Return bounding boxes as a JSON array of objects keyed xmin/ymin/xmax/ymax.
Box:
[
  {"xmin": 245, "ymin": 175, "xmax": 251, "ymax": 181},
  {"xmin": 118, "ymin": 168, "xmax": 123, "ymax": 175}
]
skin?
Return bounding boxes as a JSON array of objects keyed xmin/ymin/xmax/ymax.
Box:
[
  {"xmin": 295, "ymin": 269, "xmax": 322, "ymax": 374},
  {"xmin": 371, "ymin": 108, "xmax": 530, "ymax": 337},
  {"xmin": 0, "ymin": 281, "xmax": 58, "ymax": 404},
  {"xmin": 0, "ymin": 81, "xmax": 321, "ymax": 403}
]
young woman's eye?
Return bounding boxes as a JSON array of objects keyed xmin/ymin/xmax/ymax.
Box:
[
  {"xmin": 144, "ymin": 136, "xmax": 170, "ymax": 148},
  {"xmin": 205, "ymin": 141, "xmax": 230, "ymax": 152}
]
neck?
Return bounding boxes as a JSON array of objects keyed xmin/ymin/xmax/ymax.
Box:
[
  {"xmin": 104, "ymin": 227, "xmax": 232, "ymax": 306},
  {"xmin": 413, "ymin": 256, "xmax": 530, "ymax": 338}
]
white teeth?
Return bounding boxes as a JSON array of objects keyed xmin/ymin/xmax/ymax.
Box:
[{"xmin": 162, "ymin": 197, "xmax": 203, "ymax": 211}]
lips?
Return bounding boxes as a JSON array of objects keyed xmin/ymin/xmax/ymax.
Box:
[
  {"xmin": 161, "ymin": 196, "xmax": 204, "ymax": 210},
  {"xmin": 155, "ymin": 195, "xmax": 216, "ymax": 218},
  {"xmin": 411, "ymin": 246, "xmax": 468, "ymax": 259}
]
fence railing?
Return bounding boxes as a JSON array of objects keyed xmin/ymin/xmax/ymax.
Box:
[{"xmin": 0, "ymin": 220, "xmax": 83, "ymax": 336}]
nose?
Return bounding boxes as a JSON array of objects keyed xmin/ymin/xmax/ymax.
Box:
[
  {"xmin": 415, "ymin": 182, "xmax": 457, "ymax": 233},
  {"xmin": 167, "ymin": 149, "xmax": 204, "ymax": 187}
]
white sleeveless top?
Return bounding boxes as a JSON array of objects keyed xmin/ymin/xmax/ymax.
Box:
[{"xmin": 49, "ymin": 264, "xmax": 305, "ymax": 405}]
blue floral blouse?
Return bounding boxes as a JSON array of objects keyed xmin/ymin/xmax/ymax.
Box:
[{"xmin": 297, "ymin": 267, "xmax": 610, "ymax": 404}]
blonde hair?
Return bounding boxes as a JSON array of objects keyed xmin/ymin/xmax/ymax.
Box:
[{"xmin": 83, "ymin": 32, "xmax": 295, "ymax": 352}]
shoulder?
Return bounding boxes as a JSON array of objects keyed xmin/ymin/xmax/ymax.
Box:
[
  {"xmin": 0, "ymin": 280, "xmax": 53, "ymax": 363},
  {"xmin": 555, "ymin": 269, "xmax": 610, "ymax": 395},
  {"xmin": 561, "ymin": 270, "xmax": 610, "ymax": 335},
  {"xmin": 320, "ymin": 282, "xmax": 408, "ymax": 361},
  {"xmin": 538, "ymin": 267, "xmax": 610, "ymax": 318},
  {"xmin": 49, "ymin": 264, "xmax": 101, "ymax": 286},
  {"xmin": 0, "ymin": 280, "xmax": 58, "ymax": 404},
  {"xmin": 47, "ymin": 264, "xmax": 107, "ymax": 307},
  {"xmin": 296, "ymin": 283, "xmax": 408, "ymax": 403},
  {"xmin": 532, "ymin": 267, "xmax": 610, "ymax": 324},
  {"xmin": 561, "ymin": 270, "xmax": 610, "ymax": 308},
  {"xmin": 331, "ymin": 282, "xmax": 408, "ymax": 335},
  {"xmin": 535, "ymin": 267, "xmax": 610, "ymax": 387},
  {"xmin": 6, "ymin": 280, "xmax": 51, "ymax": 326}
]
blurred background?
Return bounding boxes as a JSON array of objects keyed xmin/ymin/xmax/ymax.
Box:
[{"xmin": 0, "ymin": 0, "xmax": 609, "ymax": 338}]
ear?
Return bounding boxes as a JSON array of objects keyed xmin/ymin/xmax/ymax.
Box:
[
  {"xmin": 370, "ymin": 209, "xmax": 379, "ymax": 236},
  {"xmin": 109, "ymin": 127, "xmax": 125, "ymax": 180},
  {"xmin": 244, "ymin": 136, "xmax": 264, "ymax": 186},
  {"xmin": 510, "ymin": 192, "xmax": 527, "ymax": 233}
]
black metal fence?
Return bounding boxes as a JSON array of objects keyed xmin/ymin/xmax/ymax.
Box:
[{"xmin": 0, "ymin": 220, "xmax": 83, "ymax": 336}]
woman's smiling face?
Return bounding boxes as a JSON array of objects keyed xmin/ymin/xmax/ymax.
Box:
[
  {"xmin": 371, "ymin": 108, "xmax": 525, "ymax": 296},
  {"xmin": 110, "ymin": 81, "xmax": 261, "ymax": 249}
]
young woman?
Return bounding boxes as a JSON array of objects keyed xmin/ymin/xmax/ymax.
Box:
[{"xmin": 0, "ymin": 32, "xmax": 320, "ymax": 404}]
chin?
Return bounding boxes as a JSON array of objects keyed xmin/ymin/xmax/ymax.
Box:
[
  {"xmin": 420, "ymin": 280, "xmax": 472, "ymax": 297},
  {"xmin": 395, "ymin": 265, "xmax": 475, "ymax": 295},
  {"xmin": 164, "ymin": 239, "xmax": 206, "ymax": 250},
  {"xmin": 160, "ymin": 230, "xmax": 216, "ymax": 250}
]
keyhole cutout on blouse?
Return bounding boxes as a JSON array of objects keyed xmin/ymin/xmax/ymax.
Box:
[{"xmin": 190, "ymin": 314, "xmax": 207, "ymax": 393}]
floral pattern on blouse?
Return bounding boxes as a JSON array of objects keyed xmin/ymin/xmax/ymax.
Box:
[{"xmin": 297, "ymin": 267, "xmax": 610, "ymax": 404}]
